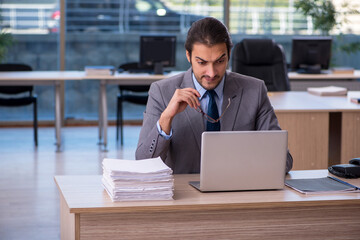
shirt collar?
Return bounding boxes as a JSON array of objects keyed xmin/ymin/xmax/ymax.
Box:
[{"xmin": 192, "ymin": 73, "xmax": 225, "ymax": 100}]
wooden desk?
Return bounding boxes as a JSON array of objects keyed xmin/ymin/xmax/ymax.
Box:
[
  {"xmin": 269, "ymin": 92, "xmax": 331, "ymax": 169},
  {"xmin": 0, "ymin": 71, "xmax": 84, "ymax": 151},
  {"xmin": 320, "ymin": 92, "xmax": 360, "ymax": 164},
  {"xmin": 55, "ymin": 170, "xmax": 360, "ymax": 240},
  {"xmin": 269, "ymin": 92, "xmax": 360, "ymax": 169}
]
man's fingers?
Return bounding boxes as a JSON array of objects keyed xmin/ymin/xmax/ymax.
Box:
[{"xmin": 175, "ymin": 88, "xmax": 200, "ymax": 108}]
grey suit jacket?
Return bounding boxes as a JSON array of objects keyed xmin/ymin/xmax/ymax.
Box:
[{"xmin": 136, "ymin": 68, "xmax": 293, "ymax": 173}]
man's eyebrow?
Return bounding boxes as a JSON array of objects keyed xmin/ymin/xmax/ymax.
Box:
[
  {"xmin": 195, "ymin": 56, "xmax": 207, "ymax": 62},
  {"xmin": 195, "ymin": 53, "xmax": 227, "ymax": 62},
  {"xmin": 216, "ymin": 53, "xmax": 227, "ymax": 61}
]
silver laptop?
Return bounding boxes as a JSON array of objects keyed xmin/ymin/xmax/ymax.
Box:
[{"xmin": 189, "ymin": 130, "xmax": 288, "ymax": 192}]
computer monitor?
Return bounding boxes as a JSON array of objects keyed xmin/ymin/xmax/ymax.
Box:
[
  {"xmin": 139, "ymin": 35, "xmax": 176, "ymax": 74},
  {"xmin": 290, "ymin": 37, "xmax": 332, "ymax": 74}
]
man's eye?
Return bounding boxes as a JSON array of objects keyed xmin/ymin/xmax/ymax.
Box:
[
  {"xmin": 217, "ymin": 59, "xmax": 225, "ymax": 64},
  {"xmin": 197, "ymin": 61, "xmax": 206, "ymax": 65}
]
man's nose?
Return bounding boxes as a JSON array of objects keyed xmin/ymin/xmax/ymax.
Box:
[{"xmin": 206, "ymin": 64, "xmax": 216, "ymax": 78}]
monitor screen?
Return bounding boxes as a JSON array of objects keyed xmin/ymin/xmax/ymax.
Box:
[
  {"xmin": 290, "ymin": 37, "xmax": 332, "ymax": 74},
  {"xmin": 139, "ymin": 35, "xmax": 176, "ymax": 74}
]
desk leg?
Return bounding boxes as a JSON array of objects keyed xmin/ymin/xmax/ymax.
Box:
[
  {"xmin": 55, "ymin": 81, "xmax": 62, "ymax": 152},
  {"xmin": 98, "ymin": 82, "xmax": 103, "ymax": 144},
  {"xmin": 100, "ymin": 80, "xmax": 108, "ymax": 151}
]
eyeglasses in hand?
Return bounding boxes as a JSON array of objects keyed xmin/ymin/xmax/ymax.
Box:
[{"xmin": 195, "ymin": 98, "xmax": 231, "ymax": 123}]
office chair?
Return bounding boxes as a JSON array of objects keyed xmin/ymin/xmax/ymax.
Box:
[
  {"xmin": 232, "ymin": 38, "xmax": 290, "ymax": 91},
  {"xmin": 116, "ymin": 63, "xmax": 150, "ymax": 145},
  {"xmin": 0, "ymin": 63, "xmax": 38, "ymax": 146},
  {"xmin": 116, "ymin": 86, "xmax": 149, "ymax": 145}
]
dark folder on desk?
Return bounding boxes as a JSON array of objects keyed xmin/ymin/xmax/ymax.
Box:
[
  {"xmin": 285, "ymin": 176, "xmax": 360, "ymax": 194},
  {"xmin": 190, "ymin": 131, "xmax": 288, "ymax": 192}
]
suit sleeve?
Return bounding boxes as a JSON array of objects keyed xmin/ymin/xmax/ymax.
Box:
[
  {"xmin": 135, "ymin": 82, "xmax": 171, "ymax": 161},
  {"xmin": 255, "ymin": 82, "xmax": 293, "ymax": 173}
]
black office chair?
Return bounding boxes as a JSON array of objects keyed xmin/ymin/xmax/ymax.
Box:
[
  {"xmin": 0, "ymin": 63, "xmax": 38, "ymax": 146},
  {"xmin": 116, "ymin": 86, "xmax": 149, "ymax": 145},
  {"xmin": 232, "ymin": 38, "xmax": 290, "ymax": 91},
  {"xmin": 116, "ymin": 63, "xmax": 150, "ymax": 145}
]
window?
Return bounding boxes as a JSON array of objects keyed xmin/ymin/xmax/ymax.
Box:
[
  {"xmin": 0, "ymin": 0, "xmax": 59, "ymax": 122},
  {"xmin": 1, "ymin": 0, "xmax": 360, "ymax": 124},
  {"xmin": 136, "ymin": 1, "xmax": 152, "ymax": 12},
  {"xmin": 63, "ymin": 0, "xmax": 210, "ymax": 122}
]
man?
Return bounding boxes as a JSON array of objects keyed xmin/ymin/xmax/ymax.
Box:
[{"xmin": 136, "ymin": 17, "xmax": 293, "ymax": 174}]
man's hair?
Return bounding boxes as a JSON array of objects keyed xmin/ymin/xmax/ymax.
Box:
[{"xmin": 185, "ymin": 17, "xmax": 233, "ymax": 60}]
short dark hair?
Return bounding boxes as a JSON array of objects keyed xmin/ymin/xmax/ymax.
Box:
[{"xmin": 185, "ymin": 17, "xmax": 233, "ymax": 60}]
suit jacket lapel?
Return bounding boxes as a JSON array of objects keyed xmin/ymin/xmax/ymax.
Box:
[
  {"xmin": 221, "ymin": 71, "xmax": 244, "ymax": 131},
  {"xmin": 181, "ymin": 69, "xmax": 204, "ymax": 150}
]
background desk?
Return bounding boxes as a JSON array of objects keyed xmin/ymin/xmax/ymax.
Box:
[
  {"xmin": 288, "ymin": 71, "xmax": 360, "ymax": 91},
  {"xmin": 84, "ymin": 72, "xmax": 180, "ymax": 149},
  {"xmin": 55, "ymin": 170, "xmax": 360, "ymax": 240},
  {"xmin": 86, "ymin": 70, "xmax": 360, "ymax": 169},
  {"xmin": 0, "ymin": 71, "xmax": 84, "ymax": 151},
  {"xmin": 269, "ymin": 91, "xmax": 360, "ymax": 169},
  {"xmin": 288, "ymin": 70, "xmax": 360, "ymax": 80},
  {"xmin": 2, "ymin": 71, "xmax": 360, "ymax": 162}
]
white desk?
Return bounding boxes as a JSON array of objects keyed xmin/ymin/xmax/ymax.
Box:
[
  {"xmin": 0, "ymin": 71, "xmax": 176, "ymax": 150},
  {"xmin": 0, "ymin": 71, "xmax": 84, "ymax": 151},
  {"xmin": 89, "ymin": 71, "xmax": 360, "ymax": 167},
  {"xmin": 2, "ymin": 70, "xmax": 360, "ymax": 160},
  {"xmin": 288, "ymin": 71, "xmax": 360, "ymax": 91},
  {"xmin": 89, "ymin": 72, "xmax": 360, "ymax": 168},
  {"xmin": 288, "ymin": 70, "xmax": 360, "ymax": 80},
  {"xmin": 84, "ymin": 72, "xmax": 181, "ymax": 150}
]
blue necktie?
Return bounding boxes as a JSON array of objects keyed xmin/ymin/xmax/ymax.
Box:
[{"xmin": 206, "ymin": 90, "xmax": 220, "ymax": 131}]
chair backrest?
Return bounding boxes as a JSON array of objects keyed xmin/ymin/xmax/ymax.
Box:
[
  {"xmin": 0, "ymin": 63, "xmax": 33, "ymax": 94},
  {"xmin": 119, "ymin": 85, "xmax": 150, "ymax": 92},
  {"xmin": 118, "ymin": 63, "xmax": 151, "ymax": 93},
  {"xmin": 231, "ymin": 39, "xmax": 290, "ymax": 91}
]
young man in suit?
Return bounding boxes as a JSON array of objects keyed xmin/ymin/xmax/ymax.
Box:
[{"xmin": 136, "ymin": 17, "xmax": 293, "ymax": 174}]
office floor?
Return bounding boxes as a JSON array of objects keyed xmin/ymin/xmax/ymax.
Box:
[{"xmin": 0, "ymin": 125, "xmax": 141, "ymax": 240}]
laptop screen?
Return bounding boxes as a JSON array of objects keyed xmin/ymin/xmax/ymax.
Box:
[{"xmin": 191, "ymin": 130, "xmax": 287, "ymax": 192}]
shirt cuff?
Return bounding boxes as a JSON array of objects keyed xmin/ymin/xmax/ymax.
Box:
[{"xmin": 156, "ymin": 120, "xmax": 172, "ymax": 140}]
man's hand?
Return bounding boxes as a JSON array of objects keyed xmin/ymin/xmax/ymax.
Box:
[{"xmin": 159, "ymin": 88, "xmax": 200, "ymax": 134}]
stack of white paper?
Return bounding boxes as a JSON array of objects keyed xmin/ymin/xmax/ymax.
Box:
[{"xmin": 102, "ymin": 157, "xmax": 174, "ymax": 201}]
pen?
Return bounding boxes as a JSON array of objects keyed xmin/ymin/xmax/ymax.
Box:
[{"xmin": 327, "ymin": 176, "xmax": 360, "ymax": 190}]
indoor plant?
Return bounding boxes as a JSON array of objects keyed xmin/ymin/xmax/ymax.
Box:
[
  {"xmin": 0, "ymin": 9, "xmax": 12, "ymax": 63},
  {"xmin": 294, "ymin": 0, "xmax": 360, "ymax": 56},
  {"xmin": 0, "ymin": 32, "xmax": 12, "ymax": 63}
]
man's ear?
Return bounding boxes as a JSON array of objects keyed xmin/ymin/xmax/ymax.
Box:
[{"xmin": 186, "ymin": 51, "xmax": 191, "ymax": 63}]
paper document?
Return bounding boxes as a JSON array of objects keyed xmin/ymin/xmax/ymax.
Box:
[
  {"xmin": 103, "ymin": 157, "xmax": 172, "ymax": 175},
  {"xmin": 102, "ymin": 157, "xmax": 174, "ymax": 201}
]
